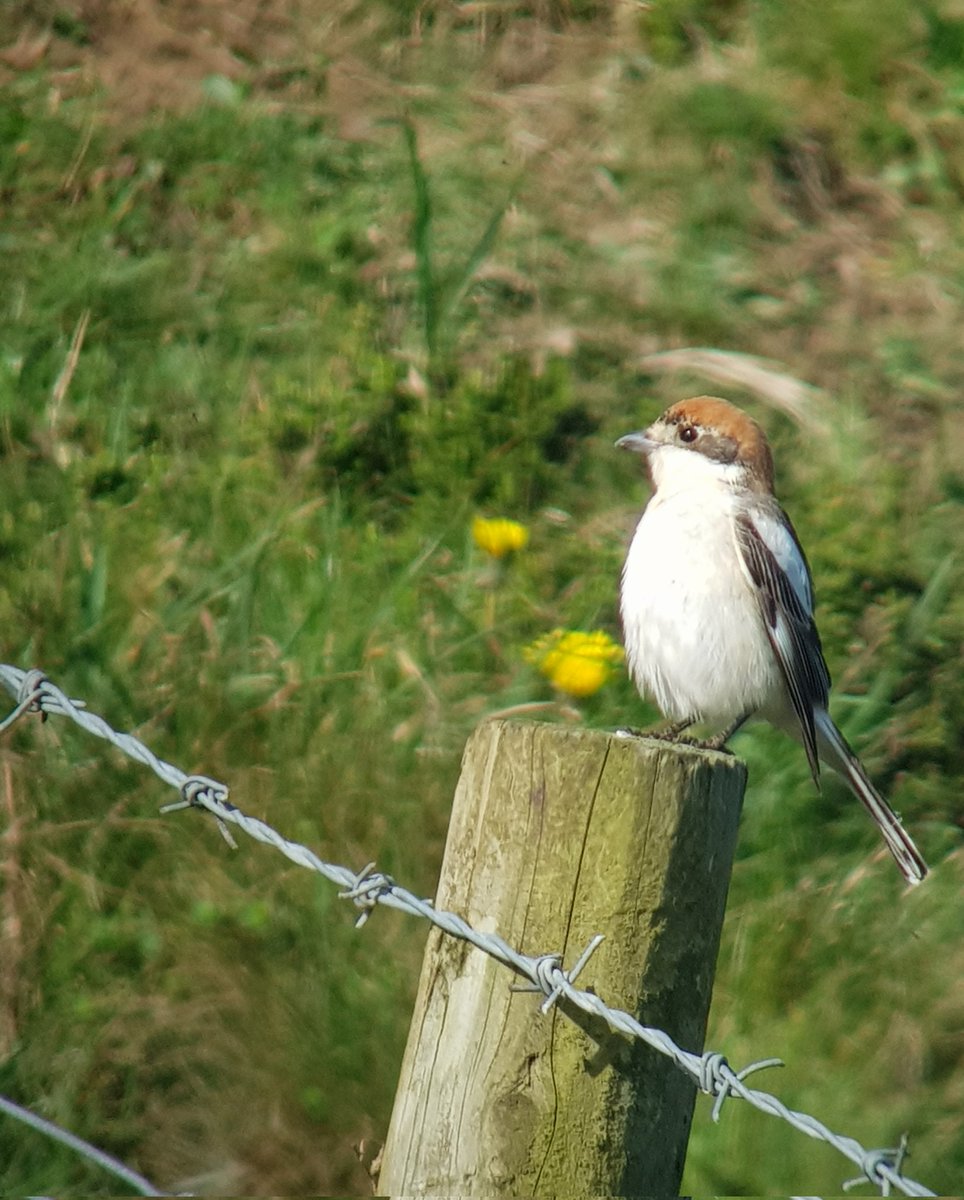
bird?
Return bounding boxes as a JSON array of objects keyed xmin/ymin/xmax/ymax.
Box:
[{"xmin": 616, "ymin": 395, "xmax": 928, "ymax": 886}]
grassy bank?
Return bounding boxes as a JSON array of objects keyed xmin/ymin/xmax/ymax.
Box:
[{"xmin": 0, "ymin": 1, "xmax": 961, "ymax": 1192}]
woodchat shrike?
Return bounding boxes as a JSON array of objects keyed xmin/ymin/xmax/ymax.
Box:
[{"xmin": 617, "ymin": 395, "xmax": 928, "ymax": 886}]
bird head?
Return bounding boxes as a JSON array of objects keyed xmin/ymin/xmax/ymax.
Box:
[{"xmin": 616, "ymin": 396, "xmax": 775, "ymax": 495}]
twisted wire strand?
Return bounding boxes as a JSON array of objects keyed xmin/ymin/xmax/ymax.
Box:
[
  {"xmin": 0, "ymin": 665, "xmax": 936, "ymax": 1198},
  {"xmin": 0, "ymin": 1094, "xmax": 166, "ymax": 1195}
]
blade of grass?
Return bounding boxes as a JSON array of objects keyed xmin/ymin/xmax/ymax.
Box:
[
  {"xmin": 438, "ymin": 193, "xmax": 513, "ymax": 336},
  {"xmin": 399, "ymin": 119, "xmax": 439, "ymax": 363}
]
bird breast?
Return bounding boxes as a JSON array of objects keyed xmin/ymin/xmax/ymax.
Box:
[{"xmin": 620, "ymin": 485, "xmax": 783, "ymax": 726}]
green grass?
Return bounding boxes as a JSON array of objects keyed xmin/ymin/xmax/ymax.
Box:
[{"xmin": 0, "ymin": 1, "xmax": 962, "ymax": 1193}]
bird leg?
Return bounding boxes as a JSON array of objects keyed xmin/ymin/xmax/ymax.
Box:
[
  {"xmin": 690, "ymin": 712, "xmax": 751, "ymax": 752},
  {"xmin": 616, "ymin": 714, "xmax": 750, "ymax": 752}
]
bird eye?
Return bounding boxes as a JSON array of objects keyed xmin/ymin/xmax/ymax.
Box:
[{"xmin": 678, "ymin": 424, "xmax": 698, "ymax": 444}]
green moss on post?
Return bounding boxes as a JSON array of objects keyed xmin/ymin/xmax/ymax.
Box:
[{"xmin": 379, "ymin": 718, "xmax": 746, "ymax": 1196}]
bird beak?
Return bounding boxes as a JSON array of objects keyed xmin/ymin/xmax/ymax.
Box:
[{"xmin": 615, "ymin": 431, "xmax": 656, "ymax": 455}]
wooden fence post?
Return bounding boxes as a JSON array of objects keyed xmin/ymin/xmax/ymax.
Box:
[{"xmin": 378, "ymin": 718, "xmax": 746, "ymax": 1196}]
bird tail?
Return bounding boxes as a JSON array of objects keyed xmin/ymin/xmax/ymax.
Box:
[{"xmin": 814, "ymin": 710, "xmax": 928, "ymax": 886}]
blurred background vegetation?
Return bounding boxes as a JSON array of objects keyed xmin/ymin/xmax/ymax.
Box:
[{"xmin": 0, "ymin": 0, "xmax": 961, "ymax": 1193}]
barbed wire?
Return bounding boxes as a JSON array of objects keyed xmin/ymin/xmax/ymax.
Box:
[
  {"xmin": 0, "ymin": 665, "xmax": 937, "ymax": 1198},
  {"xmin": 0, "ymin": 1094, "xmax": 166, "ymax": 1196}
]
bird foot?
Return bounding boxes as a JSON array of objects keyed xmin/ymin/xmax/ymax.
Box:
[
  {"xmin": 614, "ymin": 721, "xmax": 696, "ymax": 743},
  {"xmin": 686, "ymin": 735, "xmax": 736, "ymax": 754},
  {"xmin": 615, "ymin": 721, "xmax": 742, "ymax": 754}
]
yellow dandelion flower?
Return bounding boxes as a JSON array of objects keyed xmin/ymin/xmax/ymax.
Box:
[
  {"xmin": 472, "ymin": 515, "xmax": 529, "ymax": 559},
  {"xmin": 524, "ymin": 629, "xmax": 624, "ymax": 699}
]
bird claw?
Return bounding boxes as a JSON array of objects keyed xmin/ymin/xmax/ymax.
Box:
[{"xmin": 689, "ymin": 734, "xmax": 736, "ymax": 754}]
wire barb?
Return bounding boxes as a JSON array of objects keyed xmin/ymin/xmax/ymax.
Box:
[
  {"xmin": 843, "ymin": 1133, "xmax": 911, "ymax": 1196},
  {"xmin": 181, "ymin": 773, "xmax": 232, "ymax": 808},
  {"xmin": 339, "ymin": 862, "xmax": 396, "ymax": 928},
  {"xmin": 511, "ymin": 933, "xmax": 606, "ymax": 1013},
  {"xmin": 699, "ymin": 1052, "xmax": 785, "ymax": 1123},
  {"xmin": 0, "ymin": 669, "xmax": 48, "ymax": 732},
  {"xmin": 161, "ymin": 775, "xmax": 237, "ymax": 847}
]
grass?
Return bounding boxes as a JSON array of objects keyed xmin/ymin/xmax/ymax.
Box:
[
  {"xmin": 0, "ymin": 0, "xmax": 962, "ymax": 1193},
  {"xmin": 398, "ymin": 117, "xmax": 516, "ymax": 375}
]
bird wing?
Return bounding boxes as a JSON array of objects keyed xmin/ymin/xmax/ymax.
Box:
[{"xmin": 734, "ymin": 503, "xmax": 831, "ymax": 783}]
